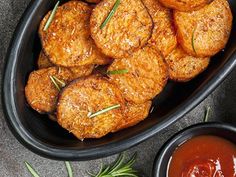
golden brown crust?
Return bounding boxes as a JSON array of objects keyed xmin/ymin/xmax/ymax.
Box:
[
  {"xmin": 68, "ymin": 65, "xmax": 94, "ymax": 80},
  {"xmin": 37, "ymin": 50, "xmax": 94, "ymax": 79},
  {"xmin": 108, "ymin": 46, "xmax": 168, "ymax": 104},
  {"xmin": 57, "ymin": 75, "xmax": 125, "ymax": 140},
  {"xmin": 165, "ymin": 46, "xmax": 210, "ymax": 82},
  {"xmin": 174, "ymin": 0, "xmax": 232, "ymax": 57},
  {"xmin": 90, "ymin": 0, "xmax": 153, "ymax": 59},
  {"xmin": 93, "ymin": 54, "xmax": 113, "ymax": 65},
  {"xmin": 113, "ymin": 101, "xmax": 152, "ymax": 132},
  {"xmin": 39, "ymin": 1, "xmax": 108, "ymax": 67},
  {"xmin": 37, "ymin": 51, "xmax": 54, "ymax": 68},
  {"xmin": 142, "ymin": 0, "xmax": 177, "ymax": 57},
  {"xmin": 159, "ymin": 0, "xmax": 212, "ymax": 11},
  {"xmin": 25, "ymin": 67, "xmax": 72, "ymax": 113}
]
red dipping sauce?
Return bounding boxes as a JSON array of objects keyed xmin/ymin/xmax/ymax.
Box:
[{"xmin": 168, "ymin": 136, "xmax": 236, "ymax": 177}]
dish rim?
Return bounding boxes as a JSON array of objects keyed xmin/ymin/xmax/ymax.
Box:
[
  {"xmin": 152, "ymin": 122, "xmax": 236, "ymax": 177},
  {"xmin": 2, "ymin": 0, "xmax": 236, "ymax": 160}
]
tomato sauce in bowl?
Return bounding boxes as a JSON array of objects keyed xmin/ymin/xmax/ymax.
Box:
[{"xmin": 167, "ymin": 135, "xmax": 236, "ymax": 177}]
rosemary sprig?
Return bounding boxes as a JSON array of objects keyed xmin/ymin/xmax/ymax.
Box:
[
  {"xmin": 65, "ymin": 161, "xmax": 73, "ymax": 177},
  {"xmin": 25, "ymin": 162, "xmax": 40, "ymax": 177},
  {"xmin": 43, "ymin": 1, "xmax": 60, "ymax": 31},
  {"xmin": 107, "ymin": 69, "xmax": 129, "ymax": 75},
  {"xmin": 50, "ymin": 76, "xmax": 61, "ymax": 91},
  {"xmin": 192, "ymin": 27, "xmax": 197, "ymax": 54},
  {"xmin": 100, "ymin": 0, "xmax": 120, "ymax": 29},
  {"xmin": 88, "ymin": 153, "xmax": 138, "ymax": 177},
  {"xmin": 53, "ymin": 76, "xmax": 66, "ymax": 87},
  {"xmin": 88, "ymin": 104, "xmax": 121, "ymax": 118},
  {"xmin": 49, "ymin": 75, "xmax": 65, "ymax": 91},
  {"xmin": 204, "ymin": 107, "xmax": 211, "ymax": 122}
]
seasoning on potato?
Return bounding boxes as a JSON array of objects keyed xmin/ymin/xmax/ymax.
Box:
[
  {"xmin": 108, "ymin": 46, "xmax": 168, "ymax": 104},
  {"xmin": 165, "ymin": 46, "xmax": 210, "ymax": 82},
  {"xmin": 159, "ymin": 0, "xmax": 212, "ymax": 12},
  {"xmin": 90, "ymin": 0, "xmax": 153, "ymax": 58},
  {"xmin": 25, "ymin": 67, "xmax": 72, "ymax": 113},
  {"xmin": 142, "ymin": 0, "xmax": 177, "ymax": 57},
  {"xmin": 57, "ymin": 75, "xmax": 125, "ymax": 140},
  {"xmin": 174, "ymin": 0, "xmax": 232, "ymax": 57},
  {"xmin": 113, "ymin": 101, "xmax": 152, "ymax": 132},
  {"xmin": 37, "ymin": 51, "xmax": 95, "ymax": 80},
  {"xmin": 39, "ymin": 1, "xmax": 109, "ymax": 67}
]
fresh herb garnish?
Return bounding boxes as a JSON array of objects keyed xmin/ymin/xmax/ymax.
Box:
[
  {"xmin": 43, "ymin": 1, "xmax": 60, "ymax": 31},
  {"xmin": 88, "ymin": 153, "xmax": 138, "ymax": 177},
  {"xmin": 204, "ymin": 107, "xmax": 211, "ymax": 122},
  {"xmin": 88, "ymin": 104, "xmax": 121, "ymax": 118},
  {"xmin": 25, "ymin": 153, "xmax": 138, "ymax": 177},
  {"xmin": 25, "ymin": 162, "xmax": 40, "ymax": 177},
  {"xmin": 53, "ymin": 76, "xmax": 66, "ymax": 87},
  {"xmin": 49, "ymin": 75, "xmax": 65, "ymax": 91},
  {"xmin": 192, "ymin": 27, "xmax": 197, "ymax": 54},
  {"xmin": 65, "ymin": 161, "xmax": 73, "ymax": 177},
  {"xmin": 100, "ymin": 0, "xmax": 120, "ymax": 29},
  {"xmin": 107, "ymin": 69, "xmax": 129, "ymax": 75}
]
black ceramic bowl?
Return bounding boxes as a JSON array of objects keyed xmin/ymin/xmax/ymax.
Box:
[
  {"xmin": 152, "ymin": 122, "xmax": 236, "ymax": 177},
  {"xmin": 2, "ymin": 0, "xmax": 236, "ymax": 160}
]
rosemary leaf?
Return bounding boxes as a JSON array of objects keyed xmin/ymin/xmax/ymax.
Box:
[
  {"xmin": 49, "ymin": 75, "xmax": 61, "ymax": 91},
  {"xmin": 43, "ymin": 1, "xmax": 60, "ymax": 31},
  {"xmin": 88, "ymin": 153, "xmax": 138, "ymax": 177},
  {"xmin": 87, "ymin": 170, "xmax": 96, "ymax": 177},
  {"xmin": 87, "ymin": 163, "xmax": 103, "ymax": 177},
  {"xmin": 204, "ymin": 107, "xmax": 211, "ymax": 122},
  {"xmin": 53, "ymin": 76, "xmax": 66, "ymax": 87},
  {"xmin": 65, "ymin": 161, "xmax": 73, "ymax": 177},
  {"xmin": 192, "ymin": 27, "xmax": 197, "ymax": 54},
  {"xmin": 89, "ymin": 104, "xmax": 121, "ymax": 118},
  {"xmin": 110, "ymin": 153, "xmax": 125, "ymax": 173},
  {"xmin": 107, "ymin": 69, "xmax": 128, "ymax": 75},
  {"xmin": 25, "ymin": 162, "xmax": 40, "ymax": 177},
  {"xmin": 100, "ymin": 0, "xmax": 120, "ymax": 29}
]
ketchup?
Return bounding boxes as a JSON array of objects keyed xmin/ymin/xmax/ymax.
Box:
[{"xmin": 167, "ymin": 136, "xmax": 236, "ymax": 177}]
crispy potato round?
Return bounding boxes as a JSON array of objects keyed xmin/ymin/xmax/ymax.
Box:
[
  {"xmin": 39, "ymin": 1, "xmax": 107, "ymax": 67},
  {"xmin": 113, "ymin": 101, "xmax": 152, "ymax": 132},
  {"xmin": 108, "ymin": 46, "xmax": 168, "ymax": 104},
  {"xmin": 37, "ymin": 51, "xmax": 54, "ymax": 68},
  {"xmin": 38, "ymin": 49, "xmax": 110, "ymax": 67},
  {"xmin": 142, "ymin": 0, "xmax": 177, "ymax": 57},
  {"xmin": 174, "ymin": 0, "xmax": 232, "ymax": 57},
  {"xmin": 37, "ymin": 51, "xmax": 94, "ymax": 80},
  {"xmin": 57, "ymin": 75, "xmax": 125, "ymax": 140},
  {"xmin": 25, "ymin": 67, "xmax": 72, "ymax": 113},
  {"xmin": 165, "ymin": 46, "xmax": 210, "ymax": 82},
  {"xmin": 159, "ymin": 0, "xmax": 212, "ymax": 11},
  {"xmin": 90, "ymin": 0, "xmax": 153, "ymax": 59}
]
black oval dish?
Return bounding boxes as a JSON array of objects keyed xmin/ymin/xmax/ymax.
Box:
[
  {"xmin": 2, "ymin": 0, "xmax": 236, "ymax": 160},
  {"xmin": 152, "ymin": 123, "xmax": 236, "ymax": 177}
]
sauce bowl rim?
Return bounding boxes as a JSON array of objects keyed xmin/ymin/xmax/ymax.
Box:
[{"xmin": 152, "ymin": 122, "xmax": 236, "ymax": 177}]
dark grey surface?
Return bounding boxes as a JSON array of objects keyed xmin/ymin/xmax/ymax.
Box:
[{"xmin": 0, "ymin": 0, "xmax": 235, "ymax": 176}]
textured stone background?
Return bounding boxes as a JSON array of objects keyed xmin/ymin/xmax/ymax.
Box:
[{"xmin": 0, "ymin": 0, "xmax": 235, "ymax": 177}]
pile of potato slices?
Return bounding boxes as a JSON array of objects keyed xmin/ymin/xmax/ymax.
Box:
[{"xmin": 25, "ymin": 0, "xmax": 232, "ymax": 140}]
